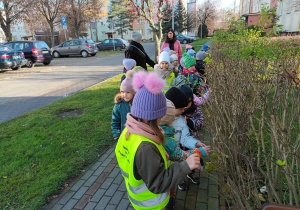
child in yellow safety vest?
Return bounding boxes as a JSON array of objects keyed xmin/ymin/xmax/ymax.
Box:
[
  {"xmin": 115, "ymin": 71, "xmax": 201, "ymax": 210},
  {"xmin": 154, "ymin": 51, "xmax": 176, "ymax": 93}
]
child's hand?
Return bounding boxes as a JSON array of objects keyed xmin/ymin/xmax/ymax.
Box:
[
  {"xmin": 196, "ymin": 142, "xmax": 206, "ymax": 148},
  {"xmin": 202, "ymin": 145, "xmax": 211, "ymax": 155},
  {"xmin": 186, "ymin": 154, "xmax": 201, "ymax": 170}
]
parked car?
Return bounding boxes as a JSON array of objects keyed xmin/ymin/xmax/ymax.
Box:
[
  {"xmin": 176, "ymin": 35, "xmax": 192, "ymax": 44},
  {"xmin": 4, "ymin": 40, "xmax": 53, "ymax": 68},
  {"xmin": 96, "ymin": 38, "xmax": 126, "ymax": 51},
  {"xmin": 0, "ymin": 45, "xmax": 27, "ymax": 70},
  {"xmin": 120, "ymin": 39, "xmax": 129, "ymax": 47},
  {"xmin": 52, "ymin": 39, "xmax": 98, "ymax": 58},
  {"xmin": 186, "ymin": 35, "xmax": 197, "ymax": 42}
]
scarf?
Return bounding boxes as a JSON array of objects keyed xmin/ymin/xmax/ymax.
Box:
[
  {"xmin": 183, "ymin": 67, "xmax": 196, "ymax": 74},
  {"xmin": 126, "ymin": 114, "xmax": 165, "ymax": 145},
  {"xmin": 168, "ymin": 38, "xmax": 175, "ymax": 50},
  {"xmin": 154, "ymin": 64, "xmax": 173, "ymax": 79}
]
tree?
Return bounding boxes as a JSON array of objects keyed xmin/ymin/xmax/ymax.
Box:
[
  {"xmin": 108, "ymin": 0, "xmax": 134, "ymax": 39},
  {"xmin": 62, "ymin": 0, "xmax": 106, "ymax": 39},
  {"xmin": 174, "ymin": 0, "xmax": 188, "ymax": 34},
  {"xmin": 197, "ymin": 24, "xmax": 208, "ymax": 38},
  {"xmin": 0, "ymin": 0, "xmax": 33, "ymax": 41},
  {"xmin": 198, "ymin": 0, "xmax": 218, "ymax": 33},
  {"xmin": 161, "ymin": 1, "xmax": 172, "ymax": 34},
  {"xmin": 35, "ymin": 0, "xmax": 63, "ymax": 47},
  {"xmin": 125, "ymin": 0, "xmax": 175, "ymax": 58}
]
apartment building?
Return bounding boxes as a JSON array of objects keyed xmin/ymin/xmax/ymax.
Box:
[{"xmin": 239, "ymin": 0, "xmax": 300, "ymax": 35}]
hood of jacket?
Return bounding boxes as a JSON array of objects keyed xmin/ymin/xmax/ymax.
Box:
[
  {"xmin": 154, "ymin": 64, "xmax": 174, "ymax": 79},
  {"xmin": 160, "ymin": 125, "xmax": 175, "ymax": 137}
]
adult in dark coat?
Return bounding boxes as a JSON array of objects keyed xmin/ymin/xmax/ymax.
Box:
[{"xmin": 125, "ymin": 31, "xmax": 155, "ymax": 70}]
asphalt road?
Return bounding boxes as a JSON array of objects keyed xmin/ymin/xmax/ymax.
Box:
[{"xmin": 0, "ymin": 42, "xmax": 155, "ymax": 123}]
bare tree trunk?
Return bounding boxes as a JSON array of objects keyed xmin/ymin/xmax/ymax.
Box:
[
  {"xmin": 1, "ymin": 22, "xmax": 12, "ymax": 41},
  {"xmin": 50, "ymin": 23, "xmax": 55, "ymax": 47}
]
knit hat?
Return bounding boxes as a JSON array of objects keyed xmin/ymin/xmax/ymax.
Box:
[
  {"xmin": 165, "ymin": 87, "xmax": 188, "ymax": 109},
  {"xmin": 160, "ymin": 99, "xmax": 176, "ymax": 126},
  {"xmin": 162, "ymin": 47, "xmax": 170, "ymax": 52},
  {"xmin": 183, "ymin": 53, "xmax": 196, "ymax": 69},
  {"xmin": 196, "ymin": 50, "xmax": 207, "ymax": 60},
  {"xmin": 203, "ymin": 44, "xmax": 210, "ymax": 52},
  {"xmin": 170, "ymin": 54, "xmax": 178, "ymax": 61},
  {"xmin": 159, "ymin": 51, "xmax": 170, "ymax": 64},
  {"xmin": 123, "ymin": 58, "xmax": 136, "ymax": 70},
  {"xmin": 131, "ymin": 72, "xmax": 167, "ymax": 120},
  {"xmin": 179, "ymin": 85, "xmax": 193, "ymax": 103},
  {"xmin": 120, "ymin": 70, "xmax": 136, "ymax": 95},
  {"xmin": 185, "ymin": 44, "xmax": 193, "ymax": 50},
  {"xmin": 169, "ymin": 56, "xmax": 174, "ymax": 62},
  {"xmin": 180, "ymin": 57, "xmax": 184, "ymax": 66},
  {"xmin": 168, "ymin": 50, "xmax": 176, "ymax": 56},
  {"xmin": 186, "ymin": 49, "xmax": 196, "ymax": 57},
  {"xmin": 132, "ymin": 31, "xmax": 142, "ymax": 42},
  {"xmin": 133, "ymin": 66, "xmax": 146, "ymax": 72}
]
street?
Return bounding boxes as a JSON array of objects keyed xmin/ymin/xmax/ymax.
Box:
[{"xmin": 0, "ymin": 42, "xmax": 155, "ymax": 123}]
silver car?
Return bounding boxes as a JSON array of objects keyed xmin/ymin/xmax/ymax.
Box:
[{"xmin": 52, "ymin": 39, "xmax": 98, "ymax": 58}]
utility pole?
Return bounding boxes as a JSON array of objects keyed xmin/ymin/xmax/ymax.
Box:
[{"xmin": 172, "ymin": 8, "xmax": 175, "ymax": 30}]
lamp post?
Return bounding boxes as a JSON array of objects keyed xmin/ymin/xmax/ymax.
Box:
[{"xmin": 108, "ymin": 15, "xmax": 115, "ymax": 51}]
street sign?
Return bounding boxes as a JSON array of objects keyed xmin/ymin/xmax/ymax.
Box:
[{"xmin": 61, "ymin": 16, "xmax": 67, "ymax": 26}]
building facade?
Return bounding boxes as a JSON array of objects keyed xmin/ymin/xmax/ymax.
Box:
[{"xmin": 239, "ymin": 0, "xmax": 300, "ymax": 35}]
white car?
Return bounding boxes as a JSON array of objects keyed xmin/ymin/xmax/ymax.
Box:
[{"xmin": 120, "ymin": 39, "xmax": 129, "ymax": 47}]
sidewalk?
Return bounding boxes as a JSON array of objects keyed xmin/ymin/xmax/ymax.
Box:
[{"xmin": 46, "ymin": 129, "xmax": 222, "ymax": 210}]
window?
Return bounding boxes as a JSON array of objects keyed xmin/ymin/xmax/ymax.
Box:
[
  {"xmin": 101, "ymin": 22, "xmax": 104, "ymax": 26},
  {"xmin": 14, "ymin": 43, "xmax": 24, "ymax": 51},
  {"xmin": 62, "ymin": 41, "xmax": 72, "ymax": 47},
  {"xmin": 287, "ymin": 0, "xmax": 293, "ymax": 13},
  {"xmin": 138, "ymin": 29, "xmax": 143, "ymax": 34},
  {"xmin": 102, "ymin": 31, "xmax": 105, "ymax": 35},
  {"xmin": 279, "ymin": 0, "xmax": 283, "ymax": 15},
  {"xmin": 72, "ymin": 40, "xmax": 82, "ymax": 45},
  {"xmin": 297, "ymin": 0, "xmax": 300, "ymax": 10},
  {"xmin": 5, "ymin": 43, "xmax": 13, "ymax": 48},
  {"xmin": 24, "ymin": 43, "xmax": 30, "ymax": 49},
  {"xmin": 103, "ymin": 39, "xmax": 110, "ymax": 44},
  {"xmin": 34, "ymin": 41, "xmax": 49, "ymax": 49},
  {"xmin": 148, "ymin": 29, "xmax": 152, "ymax": 34},
  {"xmin": 86, "ymin": 40, "xmax": 94, "ymax": 44}
]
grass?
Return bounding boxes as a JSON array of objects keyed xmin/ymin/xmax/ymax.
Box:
[
  {"xmin": 185, "ymin": 38, "xmax": 210, "ymax": 52},
  {"xmin": 0, "ymin": 75, "xmax": 122, "ymax": 209}
]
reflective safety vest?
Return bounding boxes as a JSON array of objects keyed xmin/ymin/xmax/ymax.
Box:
[
  {"xmin": 163, "ymin": 72, "xmax": 175, "ymax": 93},
  {"xmin": 115, "ymin": 128, "xmax": 170, "ymax": 210}
]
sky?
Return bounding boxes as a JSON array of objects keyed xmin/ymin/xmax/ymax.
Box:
[{"xmin": 189, "ymin": 0, "xmax": 240, "ymax": 10}]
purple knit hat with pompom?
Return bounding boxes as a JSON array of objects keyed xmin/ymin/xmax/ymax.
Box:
[{"xmin": 131, "ymin": 72, "xmax": 167, "ymax": 120}]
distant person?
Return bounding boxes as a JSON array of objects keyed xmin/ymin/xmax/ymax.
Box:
[
  {"xmin": 125, "ymin": 31, "xmax": 155, "ymax": 70},
  {"xmin": 161, "ymin": 28, "xmax": 183, "ymax": 62}
]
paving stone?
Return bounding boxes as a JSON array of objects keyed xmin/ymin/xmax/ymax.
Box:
[
  {"xmin": 104, "ymin": 163, "xmax": 116, "ymax": 173},
  {"xmin": 187, "ymin": 182, "xmax": 198, "ymax": 196},
  {"xmin": 93, "ymin": 166, "xmax": 106, "ymax": 176},
  {"xmin": 105, "ymin": 204, "xmax": 117, "ymax": 210},
  {"xmin": 108, "ymin": 168, "xmax": 120, "ymax": 178},
  {"xmin": 80, "ymin": 170, "xmax": 94, "ymax": 181},
  {"xmin": 175, "ymin": 188, "xmax": 187, "ymax": 200},
  {"xmin": 74, "ymin": 194, "xmax": 91, "ymax": 209},
  {"xmin": 51, "ymin": 203, "xmax": 63, "ymax": 210},
  {"xmin": 106, "ymin": 146, "xmax": 115, "ymax": 154},
  {"xmin": 208, "ymin": 184, "xmax": 218, "ymax": 198},
  {"xmin": 118, "ymin": 180, "xmax": 126, "ymax": 192},
  {"xmin": 95, "ymin": 172, "xmax": 109, "ymax": 184},
  {"xmin": 107, "ymin": 150, "xmax": 116, "ymax": 159},
  {"xmin": 123, "ymin": 191, "xmax": 128, "ymax": 198},
  {"xmin": 113, "ymin": 172, "xmax": 123, "ymax": 185},
  {"xmin": 116, "ymin": 198, "xmax": 130, "ymax": 210},
  {"xmin": 73, "ymin": 186, "xmax": 89, "ymax": 200},
  {"xmin": 91, "ymin": 161, "xmax": 102, "ymax": 170},
  {"xmin": 185, "ymin": 194, "xmax": 196, "ymax": 210},
  {"xmin": 196, "ymin": 202, "xmax": 208, "ymax": 210},
  {"xmin": 197, "ymin": 189, "xmax": 208, "ymax": 203},
  {"xmin": 61, "ymin": 198, "xmax": 78, "ymax": 210},
  {"xmin": 199, "ymin": 178, "xmax": 209, "ymax": 190},
  {"xmin": 109, "ymin": 190, "xmax": 124, "ymax": 205},
  {"xmin": 101, "ymin": 158, "xmax": 113, "ymax": 167},
  {"xmin": 91, "ymin": 188, "xmax": 106, "ymax": 202},
  {"xmin": 111, "ymin": 157, "xmax": 118, "ymax": 164},
  {"xmin": 94, "ymin": 196, "xmax": 111, "ymax": 210},
  {"xmin": 71, "ymin": 180, "xmax": 85, "ymax": 191},
  {"xmin": 105, "ymin": 183, "xmax": 119, "ymax": 196},
  {"xmin": 207, "ymin": 197, "xmax": 219, "ymax": 210},
  {"xmin": 83, "ymin": 202, "xmax": 97, "ymax": 210},
  {"xmin": 98, "ymin": 152, "xmax": 109, "ymax": 162},
  {"xmin": 86, "ymin": 182, "xmax": 102, "ymax": 196},
  {"xmin": 127, "ymin": 207, "xmax": 135, "ymax": 210},
  {"xmin": 100, "ymin": 177, "xmax": 114, "ymax": 190},
  {"xmin": 84, "ymin": 175, "xmax": 99, "ymax": 187},
  {"xmin": 174, "ymin": 199, "xmax": 185, "ymax": 210},
  {"xmin": 58, "ymin": 191, "xmax": 75, "ymax": 204}
]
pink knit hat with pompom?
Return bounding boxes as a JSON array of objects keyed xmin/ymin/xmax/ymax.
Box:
[{"xmin": 131, "ymin": 72, "xmax": 167, "ymax": 120}]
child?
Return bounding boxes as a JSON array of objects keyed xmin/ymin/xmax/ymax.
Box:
[
  {"xmin": 160, "ymin": 99, "xmax": 209, "ymax": 210},
  {"xmin": 111, "ymin": 70, "xmax": 136, "ymax": 141},
  {"xmin": 154, "ymin": 51, "xmax": 175, "ymax": 93},
  {"xmin": 115, "ymin": 72, "xmax": 201, "ymax": 210},
  {"xmin": 165, "ymin": 87, "xmax": 211, "ymax": 190},
  {"xmin": 170, "ymin": 54, "xmax": 178, "ymax": 67},
  {"xmin": 195, "ymin": 50, "xmax": 208, "ymax": 75},
  {"xmin": 121, "ymin": 58, "xmax": 136, "ymax": 84}
]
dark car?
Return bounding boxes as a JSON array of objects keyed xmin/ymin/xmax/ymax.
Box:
[
  {"xmin": 0, "ymin": 45, "xmax": 27, "ymax": 70},
  {"xmin": 97, "ymin": 38, "xmax": 126, "ymax": 51},
  {"xmin": 4, "ymin": 41, "xmax": 53, "ymax": 68},
  {"xmin": 176, "ymin": 35, "xmax": 192, "ymax": 44},
  {"xmin": 52, "ymin": 39, "xmax": 98, "ymax": 58}
]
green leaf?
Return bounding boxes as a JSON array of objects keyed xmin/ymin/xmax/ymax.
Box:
[{"xmin": 277, "ymin": 159, "xmax": 286, "ymax": 166}]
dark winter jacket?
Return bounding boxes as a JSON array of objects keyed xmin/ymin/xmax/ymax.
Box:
[
  {"xmin": 111, "ymin": 98, "xmax": 131, "ymax": 141},
  {"xmin": 125, "ymin": 41, "xmax": 155, "ymax": 70}
]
